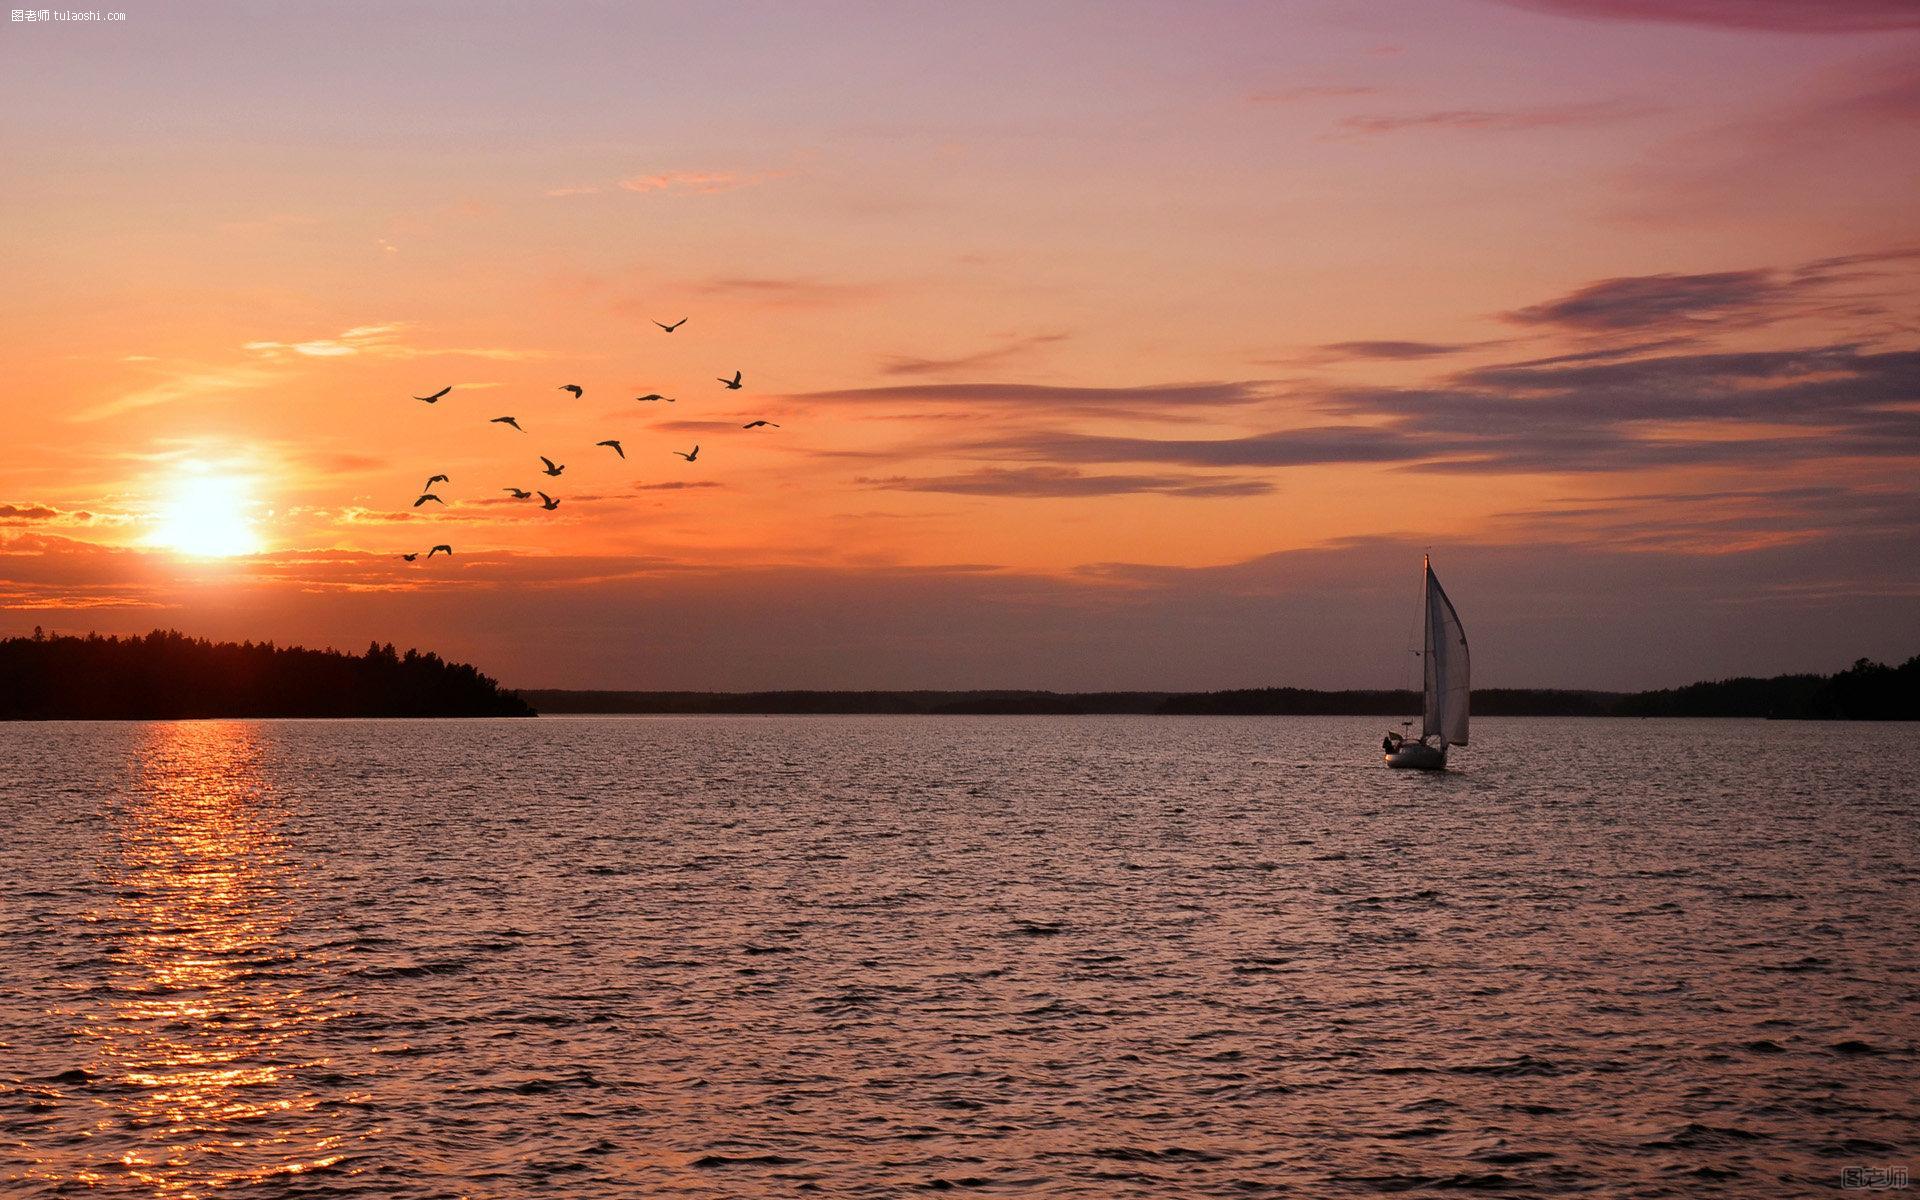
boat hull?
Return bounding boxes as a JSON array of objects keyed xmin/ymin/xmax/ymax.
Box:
[{"xmin": 1384, "ymin": 743, "xmax": 1448, "ymax": 770}]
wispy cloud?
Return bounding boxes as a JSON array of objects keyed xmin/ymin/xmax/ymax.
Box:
[
  {"xmin": 1504, "ymin": 248, "xmax": 1920, "ymax": 333},
  {"xmin": 242, "ymin": 324, "xmax": 548, "ymax": 362},
  {"xmin": 1305, "ymin": 339, "xmax": 1503, "ymax": 362},
  {"xmin": 1505, "ymin": 270, "xmax": 1787, "ymax": 331},
  {"xmin": 971, "ymin": 426, "xmax": 1431, "ymax": 471},
  {"xmin": 1336, "ymin": 99, "xmax": 1657, "ymax": 137},
  {"xmin": 1487, "ymin": 483, "xmax": 1920, "ymax": 553},
  {"xmin": 862, "ymin": 467, "xmax": 1272, "ymax": 499},
  {"xmin": 618, "ymin": 169, "xmax": 777, "ymax": 195},
  {"xmin": 880, "ymin": 333, "xmax": 1070, "ymax": 377},
  {"xmin": 962, "ymin": 342, "xmax": 1920, "ymax": 476},
  {"xmin": 1249, "ymin": 85, "xmax": 1382, "ymax": 104},
  {"xmin": 77, "ymin": 363, "xmax": 282, "ymax": 422},
  {"xmin": 1618, "ymin": 54, "xmax": 1920, "ymax": 224},
  {"xmin": 793, "ymin": 380, "xmax": 1275, "ymax": 416},
  {"xmin": 682, "ymin": 276, "xmax": 887, "ymax": 309},
  {"xmin": 545, "ymin": 168, "xmax": 782, "ymax": 199},
  {"xmin": 242, "ymin": 323, "xmax": 403, "ymax": 359},
  {"xmin": 1493, "ymin": 0, "xmax": 1920, "ymax": 34}
]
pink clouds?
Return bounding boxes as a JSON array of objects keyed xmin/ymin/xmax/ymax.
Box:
[{"xmin": 1494, "ymin": 0, "xmax": 1920, "ymax": 34}]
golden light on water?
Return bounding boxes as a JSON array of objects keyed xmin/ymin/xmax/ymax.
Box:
[
  {"xmin": 26, "ymin": 722, "xmax": 356, "ymax": 1194},
  {"xmin": 148, "ymin": 471, "xmax": 265, "ymax": 559}
]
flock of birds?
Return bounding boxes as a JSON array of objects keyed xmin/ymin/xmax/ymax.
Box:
[{"xmin": 398, "ymin": 318, "xmax": 779, "ymax": 561}]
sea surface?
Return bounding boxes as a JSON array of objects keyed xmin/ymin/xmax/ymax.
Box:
[{"xmin": 1, "ymin": 716, "xmax": 1915, "ymax": 1197}]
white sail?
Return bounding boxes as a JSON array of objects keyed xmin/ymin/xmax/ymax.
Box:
[{"xmin": 1421, "ymin": 559, "xmax": 1470, "ymax": 746}]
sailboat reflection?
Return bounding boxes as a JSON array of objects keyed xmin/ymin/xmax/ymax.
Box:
[{"xmin": 73, "ymin": 721, "xmax": 350, "ymax": 1192}]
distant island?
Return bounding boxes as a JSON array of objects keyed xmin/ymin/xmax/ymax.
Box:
[
  {"xmin": 525, "ymin": 654, "xmax": 1919, "ymax": 720},
  {"xmin": 0, "ymin": 629, "xmax": 534, "ymax": 720}
]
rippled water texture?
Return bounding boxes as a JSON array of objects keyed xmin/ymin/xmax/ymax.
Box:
[{"xmin": 2, "ymin": 716, "xmax": 1916, "ymax": 1196}]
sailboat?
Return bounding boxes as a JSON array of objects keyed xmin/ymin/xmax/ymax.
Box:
[{"xmin": 1382, "ymin": 555, "xmax": 1469, "ymax": 770}]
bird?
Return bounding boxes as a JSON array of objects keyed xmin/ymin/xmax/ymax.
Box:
[
  {"xmin": 596, "ymin": 439, "xmax": 625, "ymax": 459},
  {"xmin": 415, "ymin": 386, "xmax": 452, "ymax": 403},
  {"xmin": 428, "ymin": 544, "xmax": 452, "ymax": 557},
  {"xmin": 742, "ymin": 420, "xmax": 780, "ymax": 429},
  {"xmin": 540, "ymin": 456, "xmax": 565, "ymax": 477},
  {"xmin": 654, "ymin": 318, "xmax": 687, "ymax": 333},
  {"xmin": 490, "ymin": 416, "xmax": 522, "ymax": 431},
  {"xmin": 718, "ymin": 370, "xmax": 742, "ymax": 390},
  {"xmin": 634, "ymin": 393, "xmax": 675, "ymax": 403},
  {"xmin": 504, "ymin": 487, "xmax": 532, "ymax": 499},
  {"xmin": 423, "ymin": 473, "xmax": 449, "ymax": 488},
  {"xmin": 559, "ymin": 384, "xmax": 583, "ymax": 398},
  {"xmin": 413, "ymin": 493, "xmax": 444, "ymax": 507},
  {"xmin": 673, "ymin": 445, "xmax": 700, "ymax": 462},
  {"xmin": 538, "ymin": 492, "xmax": 560, "ymax": 510},
  {"xmin": 400, "ymin": 552, "xmax": 419, "ymax": 562}
]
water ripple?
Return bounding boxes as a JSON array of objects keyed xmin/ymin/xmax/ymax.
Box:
[{"xmin": 1, "ymin": 715, "xmax": 1916, "ymax": 1197}]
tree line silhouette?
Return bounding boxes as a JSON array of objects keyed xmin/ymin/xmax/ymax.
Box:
[
  {"xmin": 0, "ymin": 629, "xmax": 534, "ymax": 719},
  {"xmin": 524, "ymin": 655, "xmax": 1919, "ymax": 719},
  {"xmin": 1612, "ymin": 656, "xmax": 1920, "ymax": 720},
  {"xmin": 3, "ymin": 630, "xmax": 1912, "ymax": 721}
]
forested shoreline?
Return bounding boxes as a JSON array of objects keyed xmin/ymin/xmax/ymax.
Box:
[{"xmin": 0, "ymin": 630, "xmax": 534, "ymax": 719}]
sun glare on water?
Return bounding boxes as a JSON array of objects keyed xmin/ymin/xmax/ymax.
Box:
[{"xmin": 151, "ymin": 472, "xmax": 264, "ymax": 558}]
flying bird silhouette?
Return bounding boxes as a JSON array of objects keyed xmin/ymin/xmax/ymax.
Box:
[
  {"xmin": 415, "ymin": 386, "xmax": 452, "ymax": 403},
  {"xmin": 504, "ymin": 487, "xmax": 532, "ymax": 499},
  {"xmin": 400, "ymin": 552, "xmax": 419, "ymax": 562},
  {"xmin": 559, "ymin": 384, "xmax": 583, "ymax": 398},
  {"xmin": 634, "ymin": 393, "xmax": 675, "ymax": 403},
  {"xmin": 596, "ymin": 439, "xmax": 625, "ymax": 459},
  {"xmin": 413, "ymin": 493, "xmax": 444, "ymax": 507},
  {"xmin": 673, "ymin": 445, "xmax": 700, "ymax": 462},
  {"xmin": 540, "ymin": 456, "xmax": 565, "ymax": 477},
  {"xmin": 490, "ymin": 416, "xmax": 522, "ymax": 431},
  {"xmin": 427, "ymin": 544, "xmax": 452, "ymax": 557},
  {"xmin": 742, "ymin": 420, "xmax": 780, "ymax": 429},
  {"xmin": 717, "ymin": 370, "xmax": 742, "ymax": 390},
  {"xmin": 423, "ymin": 473, "xmax": 449, "ymax": 488},
  {"xmin": 538, "ymin": 492, "xmax": 560, "ymax": 510},
  {"xmin": 654, "ymin": 318, "xmax": 687, "ymax": 333}
]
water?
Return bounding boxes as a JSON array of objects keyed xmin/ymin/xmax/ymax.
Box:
[{"xmin": 1, "ymin": 716, "xmax": 1915, "ymax": 1197}]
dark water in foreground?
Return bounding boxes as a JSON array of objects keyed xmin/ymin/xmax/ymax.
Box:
[{"xmin": 1, "ymin": 716, "xmax": 1915, "ymax": 1197}]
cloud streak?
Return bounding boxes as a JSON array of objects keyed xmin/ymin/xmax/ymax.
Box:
[
  {"xmin": 1308, "ymin": 340, "xmax": 1501, "ymax": 362},
  {"xmin": 617, "ymin": 169, "xmax": 777, "ymax": 195},
  {"xmin": 861, "ymin": 467, "xmax": 1273, "ymax": 499},
  {"xmin": 881, "ymin": 334, "xmax": 1070, "ymax": 377},
  {"xmin": 1249, "ymin": 85, "xmax": 1382, "ymax": 104},
  {"xmin": 242, "ymin": 324, "xmax": 548, "ymax": 362},
  {"xmin": 1493, "ymin": 0, "xmax": 1920, "ymax": 33},
  {"xmin": 969, "ymin": 343, "xmax": 1920, "ymax": 475},
  {"xmin": 1503, "ymin": 248, "xmax": 1920, "ymax": 332},
  {"xmin": 1336, "ymin": 99, "xmax": 1655, "ymax": 137},
  {"xmin": 794, "ymin": 380, "xmax": 1276, "ymax": 416}
]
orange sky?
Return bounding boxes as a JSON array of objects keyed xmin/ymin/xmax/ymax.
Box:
[{"xmin": 2, "ymin": 1, "xmax": 1917, "ymax": 689}]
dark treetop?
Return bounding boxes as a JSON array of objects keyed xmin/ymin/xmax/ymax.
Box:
[{"xmin": 0, "ymin": 629, "xmax": 535, "ymax": 720}]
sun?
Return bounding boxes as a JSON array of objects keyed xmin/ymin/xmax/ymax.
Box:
[{"xmin": 151, "ymin": 472, "xmax": 265, "ymax": 558}]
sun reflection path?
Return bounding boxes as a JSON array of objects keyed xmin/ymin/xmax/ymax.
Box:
[{"xmin": 46, "ymin": 722, "xmax": 359, "ymax": 1195}]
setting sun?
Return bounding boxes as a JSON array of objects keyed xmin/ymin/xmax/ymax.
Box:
[{"xmin": 150, "ymin": 473, "xmax": 264, "ymax": 559}]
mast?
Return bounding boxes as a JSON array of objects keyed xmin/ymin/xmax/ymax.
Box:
[{"xmin": 1421, "ymin": 555, "xmax": 1437, "ymax": 741}]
